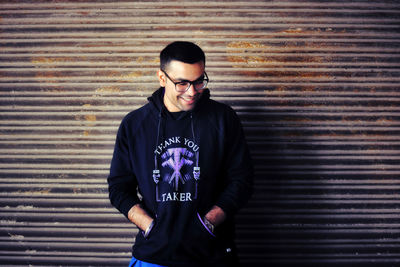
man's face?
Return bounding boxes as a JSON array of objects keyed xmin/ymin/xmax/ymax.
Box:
[{"xmin": 158, "ymin": 60, "xmax": 205, "ymax": 112}]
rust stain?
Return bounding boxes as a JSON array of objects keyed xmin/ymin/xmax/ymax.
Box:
[
  {"xmin": 260, "ymin": 71, "xmax": 332, "ymax": 80},
  {"xmin": 20, "ymin": 189, "xmax": 51, "ymax": 195},
  {"xmin": 176, "ymin": 11, "xmax": 188, "ymax": 17},
  {"xmin": 301, "ymin": 86, "xmax": 317, "ymax": 92},
  {"xmin": 237, "ymin": 70, "xmax": 267, "ymax": 78},
  {"xmin": 31, "ymin": 56, "xmax": 74, "ymax": 86},
  {"xmin": 34, "ymin": 72, "xmax": 65, "ymax": 86},
  {"xmin": 106, "ymin": 70, "xmax": 143, "ymax": 82},
  {"xmin": 78, "ymin": 11, "xmax": 90, "ymax": 16},
  {"xmin": 136, "ymin": 56, "xmax": 144, "ymax": 63},
  {"xmin": 75, "ymin": 104, "xmax": 97, "ymax": 129},
  {"xmin": 226, "ymin": 41, "xmax": 271, "ymax": 67},
  {"xmin": 227, "ymin": 41, "xmax": 268, "ymax": 50},
  {"xmin": 376, "ymin": 118, "xmax": 393, "ymax": 124},
  {"xmin": 84, "ymin": 114, "xmax": 96, "ymax": 122},
  {"xmin": 280, "ymin": 28, "xmax": 306, "ymax": 34},
  {"xmin": 31, "ymin": 57, "xmax": 74, "ymax": 65},
  {"xmin": 152, "ymin": 57, "xmax": 160, "ymax": 64},
  {"xmin": 80, "ymin": 43, "xmax": 110, "ymax": 48},
  {"xmin": 226, "ymin": 41, "xmax": 332, "ymax": 79},
  {"xmin": 277, "ymin": 27, "xmax": 333, "ymax": 35},
  {"xmin": 299, "ymin": 72, "xmax": 332, "ymax": 79},
  {"xmin": 115, "ymin": 57, "xmax": 133, "ymax": 63},
  {"xmin": 34, "ymin": 72, "xmax": 64, "ymax": 79},
  {"xmin": 275, "ymin": 86, "xmax": 287, "ymax": 92},
  {"xmin": 121, "ymin": 71, "xmax": 143, "ymax": 80},
  {"xmin": 95, "ymin": 86, "xmax": 121, "ymax": 96}
]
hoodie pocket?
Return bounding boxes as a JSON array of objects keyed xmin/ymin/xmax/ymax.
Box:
[
  {"xmin": 133, "ymin": 218, "xmax": 170, "ymax": 260},
  {"xmin": 176, "ymin": 212, "xmax": 222, "ymax": 262},
  {"xmin": 195, "ymin": 212, "xmax": 216, "ymax": 238}
]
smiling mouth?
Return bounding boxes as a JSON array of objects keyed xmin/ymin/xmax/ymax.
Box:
[{"xmin": 180, "ymin": 96, "xmax": 197, "ymax": 105}]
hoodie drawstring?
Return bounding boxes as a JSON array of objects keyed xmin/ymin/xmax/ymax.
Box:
[
  {"xmin": 152, "ymin": 110, "xmax": 162, "ymax": 203},
  {"xmin": 191, "ymin": 112, "xmax": 200, "ymax": 199}
]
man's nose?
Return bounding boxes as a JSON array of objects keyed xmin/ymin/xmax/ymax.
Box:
[{"xmin": 186, "ymin": 83, "xmax": 197, "ymax": 96}]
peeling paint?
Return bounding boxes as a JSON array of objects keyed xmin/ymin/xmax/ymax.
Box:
[
  {"xmin": 82, "ymin": 104, "xmax": 92, "ymax": 109},
  {"xmin": 16, "ymin": 205, "xmax": 35, "ymax": 210},
  {"xmin": 73, "ymin": 188, "xmax": 82, "ymax": 194},
  {"xmin": 8, "ymin": 234, "xmax": 24, "ymax": 240},
  {"xmin": 280, "ymin": 28, "xmax": 306, "ymax": 34},
  {"xmin": 1, "ymin": 220, "xmax": 18, "ymax": 225}
]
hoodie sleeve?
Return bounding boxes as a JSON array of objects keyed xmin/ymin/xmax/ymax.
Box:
[
  {"xmin": 215, "ymin": 108, "xmax": 254, "ymax": 218},
  {"xmin": 107, "ymin": 119, "xmax": 140, "ymax": 219}
]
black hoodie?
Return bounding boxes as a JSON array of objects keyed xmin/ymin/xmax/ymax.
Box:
[{"xmin": 108, "ymin": 88, "xmax": 253, "ymax": 266}]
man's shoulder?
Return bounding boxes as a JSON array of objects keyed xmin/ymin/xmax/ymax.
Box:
[
  {"xmin": 199, "ymin": 98, "xmax": 240, "ymax": 136},
  {"xmin": 205, "ymin": 98, "xmax": 235, "ymax": 114},
  {"xmin": 121, "ymin": 103, "xmax": 153, "ymax": 128},
  {"xmin": 203, "ymin": 98, "xmax": 238, "ymax": 121}
]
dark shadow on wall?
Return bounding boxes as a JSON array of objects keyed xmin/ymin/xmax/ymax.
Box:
[
  {"xmin": 235, "ymin": 104, "xmax": 336, "ymax": 266},
  {"xmin": 235, "ymin": 106, "xmax": 334, "ymax": 267},
  {"xmin": 235, "ymin": 100, "xmax": 400, "ymax": 267}
]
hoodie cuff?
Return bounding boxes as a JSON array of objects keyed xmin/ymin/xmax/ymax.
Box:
[
  {"xmin": 214, "ymin": 199, "xmax": 237, "ymax": 220},
  {"xmin": 120, "ymin": 198, "xmax": 140, "ymax": 219}
]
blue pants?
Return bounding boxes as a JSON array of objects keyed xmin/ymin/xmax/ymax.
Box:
[{"xmin": 129, "ymin": 256, "xmax": 167, "ymax": 267}]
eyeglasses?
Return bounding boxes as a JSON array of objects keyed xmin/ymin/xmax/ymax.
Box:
[{"xmin": 162, "ymin": 70, "xmax": 209, "ymax": 92}]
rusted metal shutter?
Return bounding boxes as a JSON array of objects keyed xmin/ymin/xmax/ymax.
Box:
[{"xmin": 1, "ymin": 1, "xmax": 399, "ymax": 266}]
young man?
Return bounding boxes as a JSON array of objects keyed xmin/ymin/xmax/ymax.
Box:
[{"xmin": 108, "ymin": 41, "xmax": 254, "ymax": 267}]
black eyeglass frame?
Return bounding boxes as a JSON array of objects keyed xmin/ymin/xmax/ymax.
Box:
[{"xmin": 161, "ymin": 70, "xmax": 209, "ymax": 92}]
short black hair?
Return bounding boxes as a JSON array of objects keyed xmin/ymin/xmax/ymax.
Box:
[{"xmin": 160, "ymin": 41, "xmax": 205, "ymax": 71}]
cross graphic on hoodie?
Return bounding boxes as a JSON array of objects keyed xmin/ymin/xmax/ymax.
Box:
[{"xmin": 161, "ymin": 147, "xmax": 194, "ymax": 190}]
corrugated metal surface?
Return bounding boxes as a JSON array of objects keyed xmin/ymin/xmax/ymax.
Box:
[{"xmin": 1, "ymin": 0, "xmax": 399, "ymax": 266}]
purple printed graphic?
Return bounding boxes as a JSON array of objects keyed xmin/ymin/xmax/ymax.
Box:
[{"xmin": 161, "ymin": 148, "xmax": 194, "ymax": 190}]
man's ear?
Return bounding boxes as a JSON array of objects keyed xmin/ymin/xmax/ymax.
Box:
[{"xmin": 158, "ymin": 70, "xmax": 166, "ymax": 87}]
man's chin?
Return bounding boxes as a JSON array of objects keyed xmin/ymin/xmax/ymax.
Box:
[{"xmin": 179, "ymin": 99, "xmax": 198, "ymax": 111}]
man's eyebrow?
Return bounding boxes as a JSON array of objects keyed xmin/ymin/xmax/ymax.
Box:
[{"xmin": 175, "ymin": 73, "xmax": 205, "ymax": 83}]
